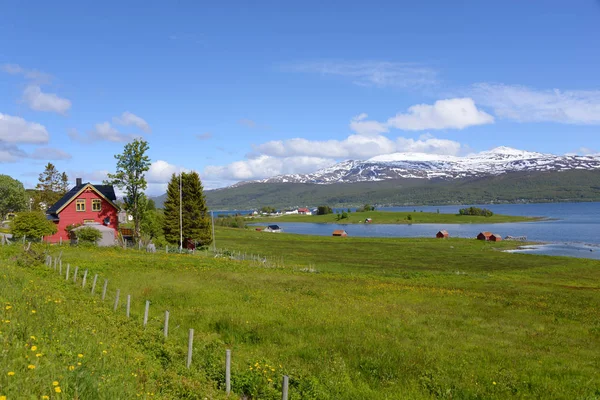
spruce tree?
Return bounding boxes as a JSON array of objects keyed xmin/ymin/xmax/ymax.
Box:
[{"xmin": 163, "ymin": 172, "xmax": 212, "ymax": 247}]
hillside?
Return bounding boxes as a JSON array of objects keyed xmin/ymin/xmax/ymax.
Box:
[{"xmin": 188, "ymin": 169, "xmax": 600, "ymax": 209}]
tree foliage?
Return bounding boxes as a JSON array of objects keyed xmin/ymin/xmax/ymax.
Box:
[
  {"xmin": 0, "ymin": 175, "xmax": 27, "ymax": 217},
  {"xmin": 34, "ymin": 163, "xmax": 69, "ymax": 210},
  {"xmin": 459, "ymin": 207, "xmax": 494, "ymax": 217},
  {"xmin": 163, "ymin": 172, "xmax": 212, "ymax": 246},
  {"xmin": 75, "ymin": 226, "xmax": 103, "ymax": 244},
  {"xmin": 358, "ymin": 204, "xmax": 375, "ymax": 212},
  {"xmin": 105, "ymin": 139, "xmax": 150, "ymax": 240},
  {"xmin": 316, "ymin": 206, "xmax": 333, "ymax": 215},
  {"xmin": 260, "ymin": 206, "xmax": 277, "ymax": 214},
  {"xmin": 11, "ymin": 212, "xmax": 57, "ymax": 239}
]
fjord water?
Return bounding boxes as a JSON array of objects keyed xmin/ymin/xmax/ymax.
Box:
[{"xmin": 262, "ymin": 202, "xmax": 600, "ymax": 259}]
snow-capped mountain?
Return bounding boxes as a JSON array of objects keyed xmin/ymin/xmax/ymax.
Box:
[{"xmin": 250, "ymin": 147, "xmax": 600, "ymax": 185}]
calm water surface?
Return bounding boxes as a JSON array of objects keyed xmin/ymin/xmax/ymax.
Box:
[{"xmin": 251, "ymin": 203, "xmax": 600, "ymax": 260}]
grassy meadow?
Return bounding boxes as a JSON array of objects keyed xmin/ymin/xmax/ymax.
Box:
[
  {"xmin": 252, "ymin": 210, "xmax": 540, "ymax": 225},
  {"xmin": 1, "ymin": 229, "xmax": 600, "ymax": 399}
]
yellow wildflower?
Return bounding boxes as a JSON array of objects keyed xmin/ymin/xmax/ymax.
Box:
[
  {"xmin": 31, "ymin": 310, "xmax": 36, "ymax": 314},
  {"xmin": 31, "ymin": 345, "xmax": 38, "ymax": 351},
  {"xmin": 52, "ymin": 381, "xmax": 59, "ymax": 386},
  {"xmin": 102, "ymin": 350, "xmax": 107, "ymax": 354},
  {"xmin": 5, "ymin": 305, "xmax": 11, "ymax": 310},
  {"xmin": 30, "ymin": 336, "xmax": 36, "ymax": 340},
  {"xmin": 42, "ymin": 396, "xmax": 50, "ymax": 400},
  {"xmin": 68, "ymin": 365, "xmax": 75, "ymax": 371},
  {"xmin": 54, "ymin": 387, "xmax": 62, "ymax": 393},
  {"xmin": 7, "ymin": 371, "xmax": 15, "ymax": 376},
  {"xmin": 77, "ymin": 362, "xmax": 82, "ymax": 366},
  {"xmin": 493, "ymin": 381, "xmax": 497, "ymax": 385},
  {"xmin": 36, "ymin": 353, "xmax": 43, "ymax": 357},
  {"xmin": 28, "ymin": 364, "xmax": 36, "ymax": 370},
  {"xmin": 77, "ymin": 353, "xmax": 83, "ymax": 358},
  {"xmin": 1, "ymin": 395, "xmax": 6, "ymax": 400}
]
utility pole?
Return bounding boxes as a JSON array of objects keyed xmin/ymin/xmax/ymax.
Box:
[
  {"xmin": 179, "ymin": 172, "xmax": 183, "ymax": 252},
  {"xmin": 211, "ymin": 210, "xmax": 216, "ymax": 251}
]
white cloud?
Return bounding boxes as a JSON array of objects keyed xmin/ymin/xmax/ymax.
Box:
[
  {"xmin": 113, "ymin": 112, "xmax": 151, "ymax": 133},
  {"xmin": 470, "ymin": 83, "xmax": 600, "ymax": 125},
  {"xmin": 349, "ymin": 113, "xmax": 389, "ymax": 136},
  {"xmin": 1, "ymin": 63, "xmax": 52, "ymax": 83},
  {"xmin": 395, "ymin": 134, "xmax": 464, "ymax": 155},
  {"xmin": 29, "ymin": 147, "xmax": 72, "ymax": 160},
  {"xmin": 385, "ymin": 98, "xmax": 494, "ymax": 131},
  {"xmin": 0, "ymin": 113, "xmax": 49, "ymax": 144},
  {"xmin": 147, "ymin": 160, "xmax": 189, "ymax": 184},
  {"xmin": 285, "ymin": 61, "xmax": 437, "ymax": 88},
  {"xmin": 0, "ymin": 143, "xmax": 27, "ymax": 163},
  {"xmin": 204, "ymin": 155, "xmax": 335, "ymax": 181},
  {"xmin": 22, "ymin": 85, "xmax": 71, "ymax": 115}
]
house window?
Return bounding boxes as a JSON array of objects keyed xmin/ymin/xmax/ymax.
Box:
[
  {"xmin": 92, "ymin": 199, "xmax": 102, "ymax": 211},
  {"xmin": 76, "ymin": 199, "xmax": 86, "ymax": 212}
]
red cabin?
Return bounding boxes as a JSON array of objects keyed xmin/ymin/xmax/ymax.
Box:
[{"xmin": 44, "ymin": 178, "xmax": 119, "ymax": 244}]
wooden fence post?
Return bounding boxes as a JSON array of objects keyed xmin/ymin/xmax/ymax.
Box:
[
  {"xmin": 73, "ymin": 266, "xmax": 79, "ymax": 283},
  {"xmin": 65, "ymin": 264, "xmax": 70, "ymax": 280},
  {"xmin": 91, "ymin": 274, "xmax": 98, "ymax": 295},
  {"xmin": 282, "ymin": 375, "xmax": 289, "ymax": 400},
  {"xmin": 187, "ymin": 329, "xmax": 194, "ymax": 368},
  {"xmin": 59, "ymin": 260, "xmax": 62, "ymax": 275},
  {"xmin": 126, "ymin": 295, "xmax": 131, "ymax": 318},
  {"xmin": 164, "ymin": 310, "xmax": 170, "ymax": 338},
  {"xmin": 114, "ymin": 289, "xmax": 120, "ymax": 311},
  {"xmin": 226, "ymin": 349, "xmax": 231, "ymax": 395},
  {"xmin": 82, "ymin": 270, "xmax": 88, "ymax": 289},
  {"xmin": 143, "ymin": 301, "xmax": 150, "ymax": 327},
  {"xmin": 102, "ymin": 279, "xmax": 108, "ymax": 301}
]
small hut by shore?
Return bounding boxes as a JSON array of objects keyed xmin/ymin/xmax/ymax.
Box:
[
  {"xmin": 477, "ymin": 232, "xmax": 492, "ymax": 241},
  {"xmin": 332, "ymin": 230, "xmax": 348, "ymax": 237},
  {"xmin": 489, "ymin": 234, "xmax": 503, "ymax": 242},
  {"xmin": 436, "ymin": 230, "xmax": 449, "ymax": 239}
]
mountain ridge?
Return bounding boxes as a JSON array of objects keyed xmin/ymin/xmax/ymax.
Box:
[{"xmin": 244, "ymin": 146, "xmax": 600, "ymax": 185}]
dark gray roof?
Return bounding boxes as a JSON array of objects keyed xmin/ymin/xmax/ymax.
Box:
[
  {"xmin": 267, "ymin": 225, "xmax": 280, "ymax": 230},
  {"xmin": 46, "ymin": 183, "xmax": 117, "ymax": 214}
]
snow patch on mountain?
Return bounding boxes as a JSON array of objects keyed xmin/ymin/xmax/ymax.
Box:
[{"xmin": 245, "ymin": 147, "xmax": 600, "ymax": 185}]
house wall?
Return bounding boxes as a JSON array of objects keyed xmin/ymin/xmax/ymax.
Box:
[{"xmin": 45, "ymin": 188, "xmax": 119, "ymax": 243}]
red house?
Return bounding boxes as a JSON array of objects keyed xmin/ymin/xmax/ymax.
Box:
[{"xmin": 45, "ymin": 178, "xmax": 119, "ymax": 243}]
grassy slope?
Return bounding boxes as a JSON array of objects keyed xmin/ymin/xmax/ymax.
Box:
[
  {"xmin": 252, "ymin": 210, "xmax": 540, "ymax": 224},
  {"xmin": 2, "ymin": 230, "xmax": 600, "ymax": 399},
  {"xmin": 197, "ymin": 170, "xmax": 600, "ymax": 209}
]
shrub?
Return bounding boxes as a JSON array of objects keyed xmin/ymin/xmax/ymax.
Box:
[
  {"xmin": 65, "ymin": 223, "xmax": 83, "ymax": 239},
  {"xmin": 215, "ymin": 216, "xmax": 247, "ymax": 229},
  {"xmin": 459, "ymin": 207, "xmax": 494, "ymax": 217},
  {"xmin": 11, "ymin": 212, "xmax": 57, "ymax": 240},
  {"xmin": 358, "ymin": 204, "xmax": 375, "ymax": 212},
  {"xmin": 75, "ymin": 226, "xmax": 102, "ymax": 245},
  {"xmin": 316, "ymin": 206, "xmax": 333, "ymax": 215}
]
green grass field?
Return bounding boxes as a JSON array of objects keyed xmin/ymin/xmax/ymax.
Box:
[
  {"xmin": 1, "ymin": 229, "xmax": 599, "ymax": 399},
  {"xmin": 252, "ymin": 210, "xmax": 540, "ymax": 225}
]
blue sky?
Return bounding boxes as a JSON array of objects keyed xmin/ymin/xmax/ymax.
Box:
[{"xmin": 1, "ymin": 0, "xmax": 600, "ymax": 193}]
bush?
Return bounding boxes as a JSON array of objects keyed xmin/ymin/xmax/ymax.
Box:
[
  {"xmin": 316, "ymin": 206, "xmax": 333, "ymax": 215},
  {"xmin": 459, "ymin": 207, "xmax": 494, "ymax": 217},
  {"xmin": 75, "ymin": 226, "xmax": 102, "ymax": 245},
  {"xmin": 11, "ymin": 212, "xmax": 57, "ymax": 240},
  {"xmin": 215, "ymin": 216, "xmax": 247, "ymax": 229},
  {"xmin": 358, "ymin": 204, "xmax": 375, "ymax": 212},
  {"xmin": 260, "ymin": 206, "xmax": 277, "ymax": 214}
]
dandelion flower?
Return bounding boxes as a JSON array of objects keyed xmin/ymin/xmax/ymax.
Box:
[
  {"xmin": 42, "ymin": 396, "xmax": 50, "ymax": 400},
  {"xmin": 1, "ymin": 395, "xmax": 7, "ymax": 400},
  {"xmin": 31, "ymin": 346, "xmax": 38, "ymax": 351},
  {"xmin": 31, "ymin": 310, "xmax": 36, "ymax": 314},
  {"xmin": 78, "ymin": 354, "xmax": 83, "ymax": 358},
  {"xmin": 30, "ymin": 336, "xmax": 36, "ymax": 340},
  {"xmin": 68, "ymin": 365, "xmax": 75, "ymax": 371},
  {"xmin": 493, "ymin": 381, "xmax": 497, "ymax": 385},
  {"xmin": 54, "ymin": 387, "xmax": 62, "ymax": 393},
  {"xmin": 7, "ymin": 371, "xmax": 15, "ymax": 376},
  {"xmin": 5, "ymin": 305, "xmax": 11, "ymax": 310},
  {"xmin": 36, "ymin": 353, "xmax": 43, "ymax": 357},
  {"xmin": 102, "ymin": 350, "xmax": 107, "ymax": 354},
  {"xmin": 77, "ymin": 362, "xmax": 82, "ymax": 366},
  {"xmin": 52, "ymin": 381, "xmax": 59, "ymax": 386},
  {"xmin": 27, "ymin": 364, "xmax": 36, "ymax": 370}
]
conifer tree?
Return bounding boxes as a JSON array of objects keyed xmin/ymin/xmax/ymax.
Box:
[
  {"xmin": 163, "ymin": 172, "xmax": 212, "ymax": 247},
  {"xmin": 35, "ymin": 163, "xmax": 69, "ymax": 210}
]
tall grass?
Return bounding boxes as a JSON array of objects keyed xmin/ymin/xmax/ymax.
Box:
[{"xmin": 1, "ymin": 230, "xmax": 600, "ymax": 398}]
